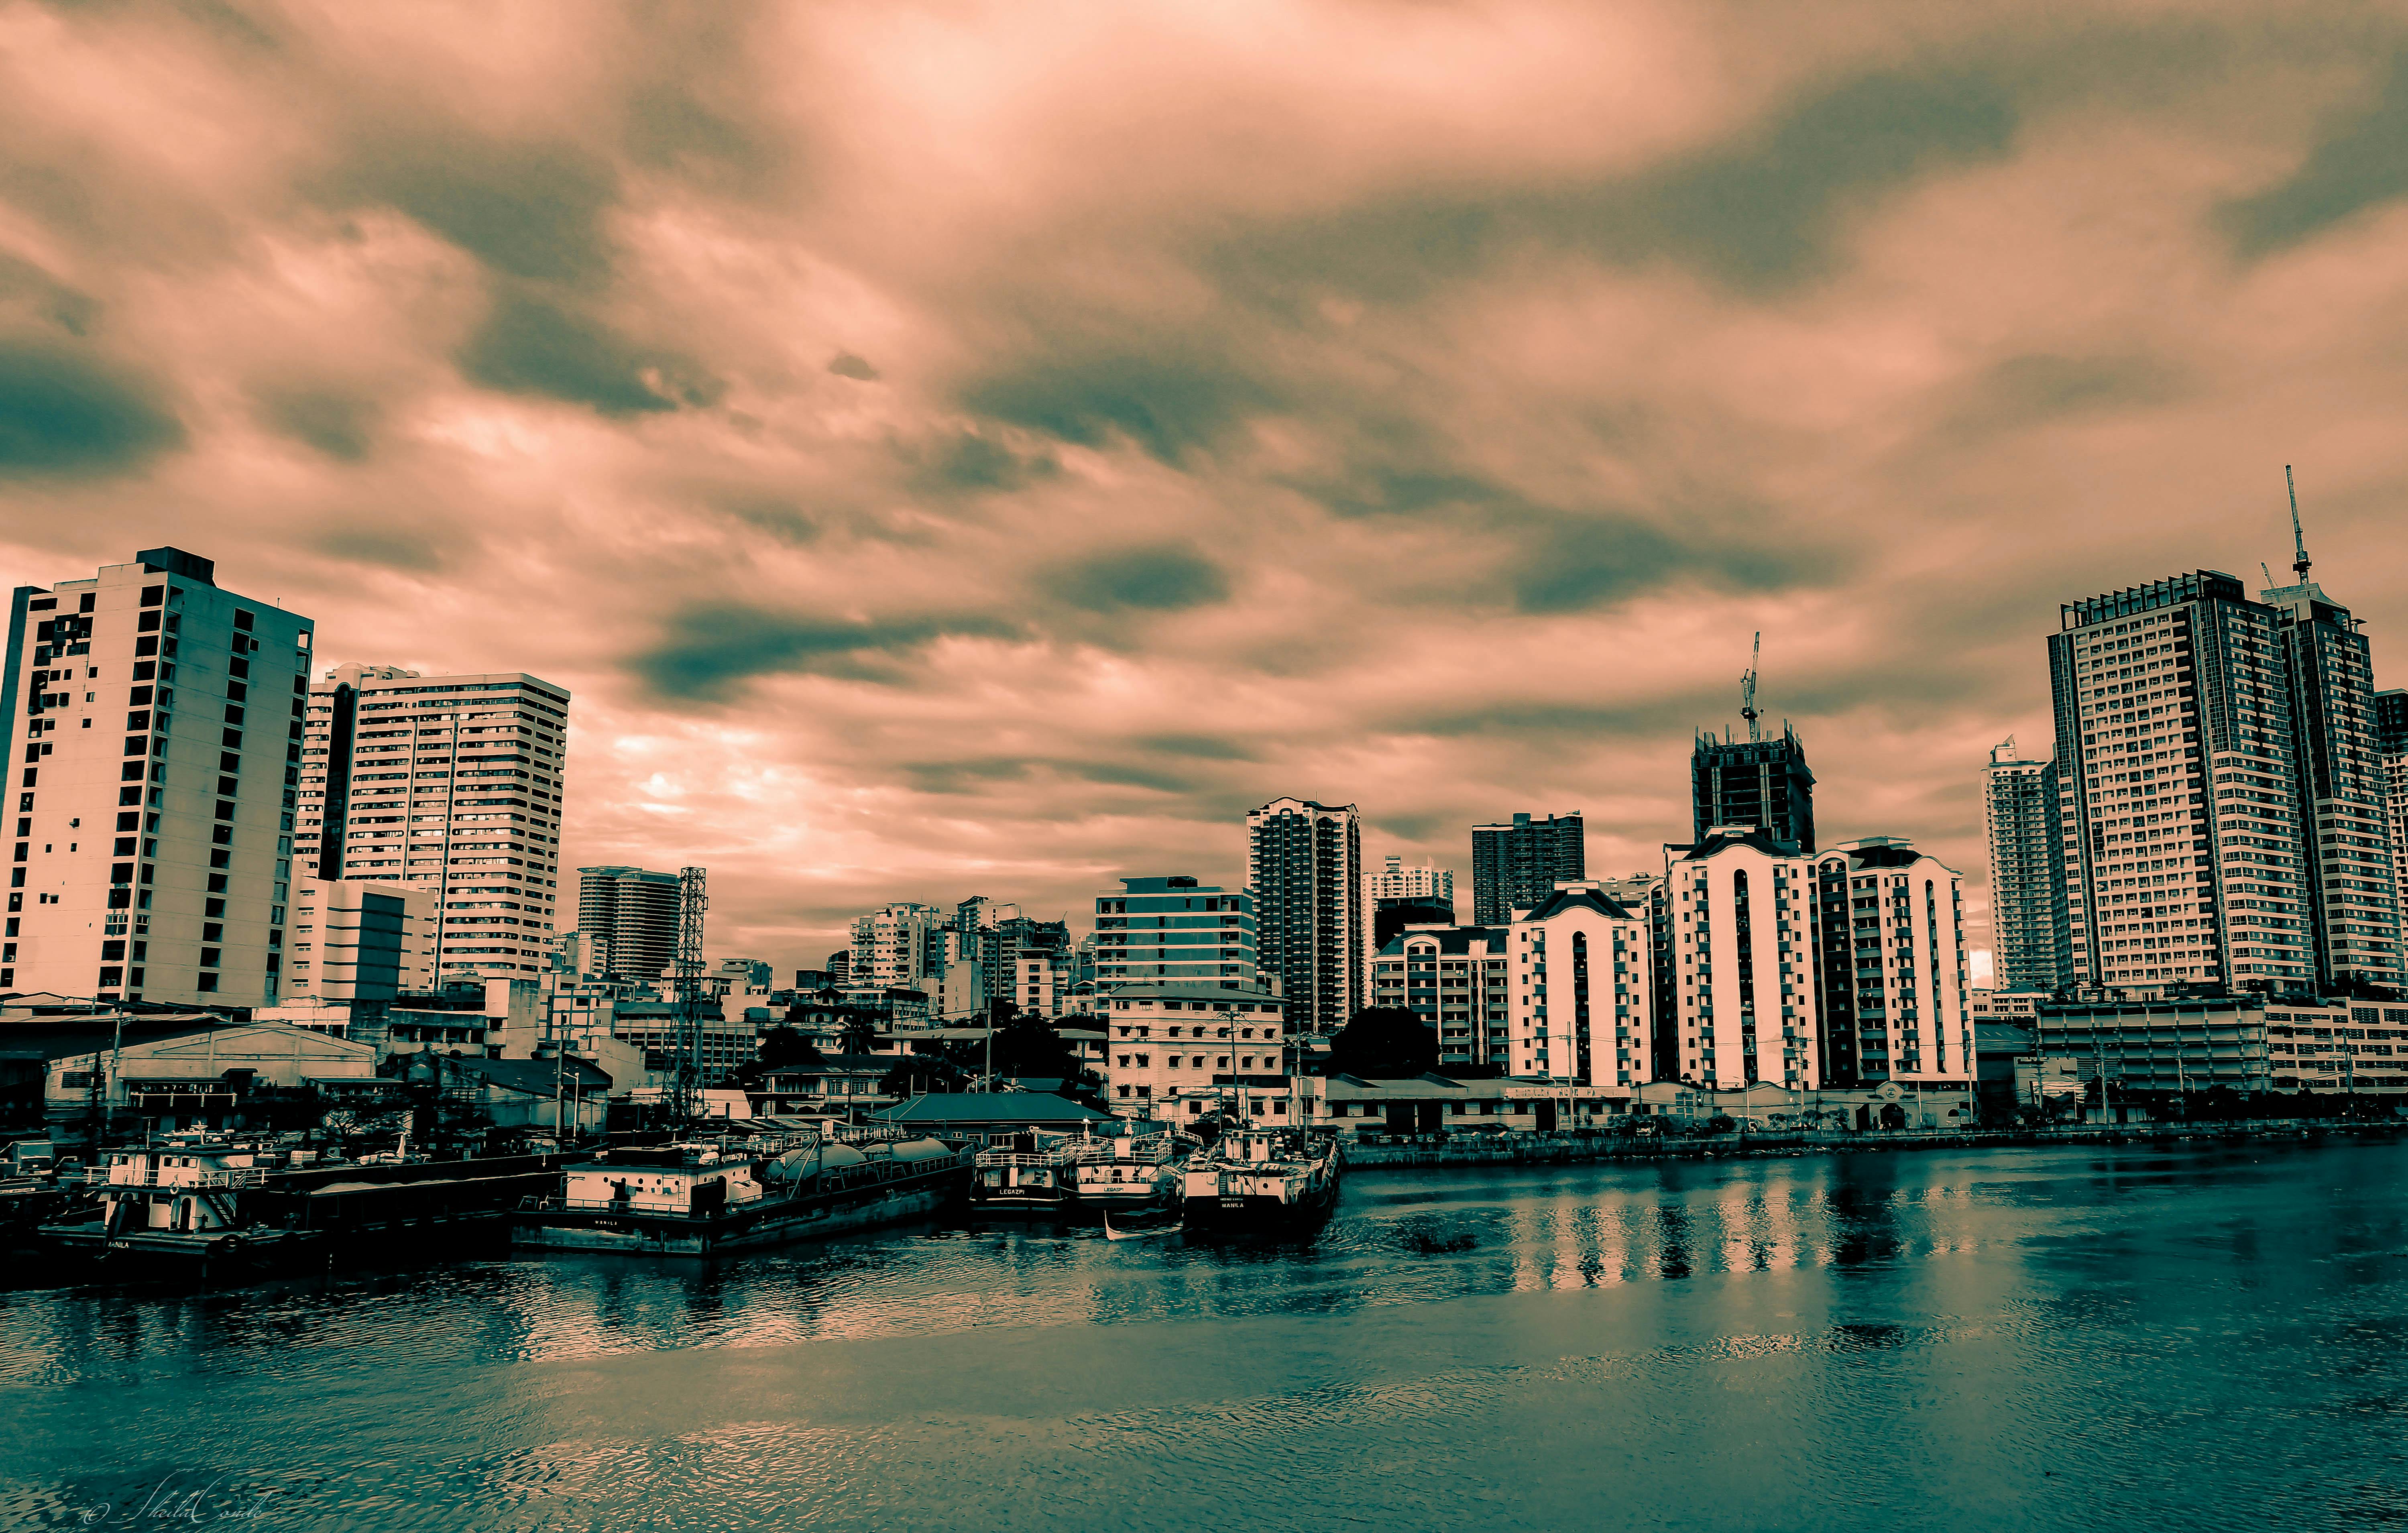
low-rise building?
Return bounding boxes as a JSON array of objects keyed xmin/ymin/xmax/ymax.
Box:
[
  {"xmin": 2035, "ymin": 997, "xmax": 2276, "ymax": 1094},
  {"xmin": 1095, "ymin": 983, "xmax": 1288, "ymax": 1121},
  {"xmin": 2263, "ymin": 997, "xmax": 2408, "ymax": 1092},
  {"xmin": 750, "ymin": 1055, "xmax": 896, "ymax": 1116},
  {"xmin": 400, "ymin": 1051, "xmax": 611, "ymax": 1135},
  {"xmin": 1299, "ymin": 1071, "xmax": 1626, "ymax": 1135},
  {"xmin": 33, "ymin": 1016, "xmax": 378, "ymax": 1130}
]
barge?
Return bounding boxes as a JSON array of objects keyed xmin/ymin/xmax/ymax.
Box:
[{"xmin": 512, "ymin": 1131, "xmax": 971, "ymax": 1256}]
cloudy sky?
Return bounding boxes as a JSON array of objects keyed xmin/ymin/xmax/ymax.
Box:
[{"xmin": 5, "ymin": 2, "xmax": 2407, "ymax": 975}]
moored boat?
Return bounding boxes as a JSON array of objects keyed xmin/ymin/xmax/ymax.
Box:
[
  {"xmin": 38, "ymin": 1139, "xmax": 323, "ymax": 1278},
  {"xmin": 1069, "ymin": 1128, "xmax": 1187, "ymax": 1215},
  {"xmin": 970, "ymin": 1130, "xmax": 1089, "ymax": 1214},
  {"xmin": 512, "ymin": 1130, "xmax": 970, "ymax": 1256},
  {"xmin": 1179, "ymin": 1127, "xmax": 1341, "ymax": 1234}
]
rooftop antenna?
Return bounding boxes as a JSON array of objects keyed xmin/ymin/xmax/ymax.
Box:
[
  {"xmin": 1738, "ymin": 631, "xmax": 1764, "ymax": 743},
  {"xmin": 2286, "ymin": 464, "xmax": 2311, "ymax": 582}
]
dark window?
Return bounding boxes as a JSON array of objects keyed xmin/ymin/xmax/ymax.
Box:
[
  {"xmin": 234, "ymin": 609, "xmax": 255, "ymax": 631},
  {"xmin": 140, "ymin": 585, "xmax": 164, "ymax": 607}
]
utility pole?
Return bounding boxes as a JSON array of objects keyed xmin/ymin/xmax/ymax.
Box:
[{"xmin": 668, "ymin": 865, "xmax": 708, "ymax": 1123}]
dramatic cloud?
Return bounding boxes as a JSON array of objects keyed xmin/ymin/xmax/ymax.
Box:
[{"xmin": 6, "ymin": 1, "xmax": 2408, "ymax": 973}]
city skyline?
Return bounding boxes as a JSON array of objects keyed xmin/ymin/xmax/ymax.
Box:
[{"xmin": 7, "ymin": 9, "xmax": 2408, "ymax": 974}]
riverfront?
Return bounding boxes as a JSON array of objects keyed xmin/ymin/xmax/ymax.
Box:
[{"xmin": 6, "ymin": 1136, "xmax": 2407, "ymax": 1531}]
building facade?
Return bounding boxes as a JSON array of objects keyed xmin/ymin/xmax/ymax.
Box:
[
  {"xmin": 1093, "ymin": 875, "xmax": 1258, "ymax": 988},
  {"xmin": 283, "ymin": 877, "xmax": 436, "ymax": 1000},
  {"xmin": 848, "ymin": 902, "xmax": 944, "ymax": 989},
  {"xmin": 1808, "ymin": 837, "xmax": 1973, "ymax": 1089},
  {"xmin": 2048, "ymin": 572, "xmax": 2312, "ymax": 996},
  {"xmin": 2260, "ymin": 574, "xmax": 2402, "ymax": 989},
  {"xmin": 575, "ymin": 865, "xmax": 682, "ymax": 983},
  {"xmin": 1691, "ymin": 727, "xmax": 1816, "ymax": 852},
  {"xmin": 1663, "ymin": 830, "xmax": 1819, "ymax": 1091},
  {"xmin": 1097, "ymin": 983, "xmax": 1288, "ymax": 1120},
  {"xmin": 4, "ymin": 548, "xmax": 312, "ymax": 1007},
  {"xmin": 1469, "ymin": 812, "xmax": 1584, "ymax": 926},
  {"xmin": 299, "ymin": 666, "xmax": 570, "ymax": 984},
  {"xmin": 1983, "ymin": 739, "xmax": 2068, "ymax": 993},
  {"xmin": 1246, "ymin": 799, "xmax": 1362, "ymax": 1035},
  {"xmin": 1368, "ymin": 924, "xmax": 1510, "ymax": 1074},
  {"xmin": 1507, "ymin": 884, "xmax": 1654, "ymax": 1091}
]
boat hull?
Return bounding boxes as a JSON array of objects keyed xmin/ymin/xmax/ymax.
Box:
[
  {"xmin": 1180, "ymin": 1175, "xmax": 1339, "ymax": 1234},
  {"xmin": 513, "ymin": 1164, "xmax": 967, "ymax": 1256}
]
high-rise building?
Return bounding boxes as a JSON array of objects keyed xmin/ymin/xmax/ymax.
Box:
[
  {"xmin": 1246, "ymin": 798, "xmax": 1363, "ymax": 1035},
  {"xmin": 1691, "ymin": 725, "xmax": 1815, "ymax": 852},
  {"xmin": 1662, "ymin": 828, "xmax": 1819, "ymax": 1090},
  {"xmin": 1365, "ymin": 853, "xmax": 1453, "ymax": 977},
  {"xmin": 1369, "ymin": 923, "xmax": 1510, "ymax": 1072},
  {"xmin": 2261, "ymin": 566, "xmax": 2402, "ymax": 989},
  {"xmin": 2381, "ymin": 691, "xmax": 2408, "ymax": 950},
  {"xmin": 2049, "ymin": 571, "xmax": 2311, "ymax": 997},
  {"xmin": 283, "ymin": 877, "xmax": 436, "ymax": 1000},
  {"xmin": 1093, "ymin": 875, "xmax": 1256, "ymax": 988},
  {"xmin": 3, "ymin": 548, "xmax": 312, "ymax": 1006},
  {"xmin": 1808, "ymin": 836, "xmax": 1972, "ymax": 1089},
  {"xmin": 1983, "ymin": 739, "xmax": 2068, "ymax": 993},
  {"xmin": 2377, "ymin": 690, "xmax": 2408, "ymax": 759},
  {"xmin": 576, "ymin": 866, "xmax": 682, "ymax": 983},
  {"xmin": 848, "ymin": 902, "xmax": 944, "ymax": 989},
  {"xmin": 1469, "ymin": 812, "xmax": 1584, "ymax": 925},
  {"xmin": 1506, "ymin": 883, "xmax": 1655, "ymax": 1089},
  {"xmin": 299, "ymin": 665, "xmax": 570, "ymax": 983},
  {"xmin": 1367, "ymin": 854, "xmax": 1452, "ymax": 908}
]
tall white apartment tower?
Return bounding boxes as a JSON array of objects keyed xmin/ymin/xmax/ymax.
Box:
[
  {"xmin": 1807, "ymin": 837, "xmax": 1973, "ymax": 1088},
  {"xmin": 4, "ymin": 548, "xmax": 313, "ymax": 1006},
  {"xmin": 1246, "ymin": 798, "xmax": 1364, "ymax": 1036},
  {"xmin": 1505, "ymin": 883, "xmax": 1655, "ymax": 1091},
  {"xmin": 1983, "ymin": 739, "xmax": 2068, "ymax": 992},
  {"xmin": 2048, "ymin": 573, "xmax": 2312, "ymax": 997},
  {"xmin": 1663, "ymin": 827, "xmax": 1820, "ymax": 1090},
  {"xmin": 297, "ymin": 666, "xmax": 571, "ymax": 983}
]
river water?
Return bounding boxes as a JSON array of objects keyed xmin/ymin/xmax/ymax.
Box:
[{"xmin": 4, "ymin": 1138, "xmax": 2406, "ymax": 1531}]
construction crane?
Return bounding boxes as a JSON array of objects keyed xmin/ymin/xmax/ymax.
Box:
[
  {"xmin": 2286, "ymin": 464, "xmax": 2312, "ymax": 582},
  {"xmin": 668, "ymin": 865, "xmax": 709, "ymax": 1123},
  {"xmin": 1738, "ymin": 631, "xmax": 1764, "ymax": 743}
]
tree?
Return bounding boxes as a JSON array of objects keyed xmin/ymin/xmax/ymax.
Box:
[
  {"xmin": 759, "ymin": 1026, "xmax": 824, "ymax": 1071},
  {"xmin": 882, "ymin": 1047, "xmax": 965, "ymax": 1097},
  {"xmin": 838, "ymin": 1008, "xmax": 883, "ymax": 1059},
  {"xmin": 985, "ymin": 1002, "xmax": 1080, "ymax": 1083},
  {"xmin": 1329, "ymin": 1006, "xmax": 1438, "ymax": 1079}
]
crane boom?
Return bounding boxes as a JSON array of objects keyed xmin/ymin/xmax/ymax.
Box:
[
  {"xmin": 1738, "ymin": 631, "xmax": 1763, "ymax": 743},
  {"xmin": 2286, "ymin": 464, "xmax": 2311, "ymax": 581}
]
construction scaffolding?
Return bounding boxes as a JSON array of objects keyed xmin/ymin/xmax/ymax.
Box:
[{"xmin": 668, "ymin": 865, "xmax": 710, "ymax": 1122}]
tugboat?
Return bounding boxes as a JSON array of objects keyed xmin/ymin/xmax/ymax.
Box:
[
  {"xmin": 1179, "ymin": 1126, "xmax": 1341, "ymax": 1235},
  {"xmin": 1069, "ymin": 1128, "xmax": 1187, "ymax": 1217},
  {"xmin": 39, "ymin": 1138, "xmax": 324, "ymax": 1279},
  {"xmin": 512, "ymin": 1130, "xmax": 970, "ymax": 1256},
  {"xmin": 973, "ymin": 1125, "xmax": 1191, "ymax": 1219},
  {"xmin": 970, "ymin": 1130, "xmax": 1090, "ymax": 1215}
]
